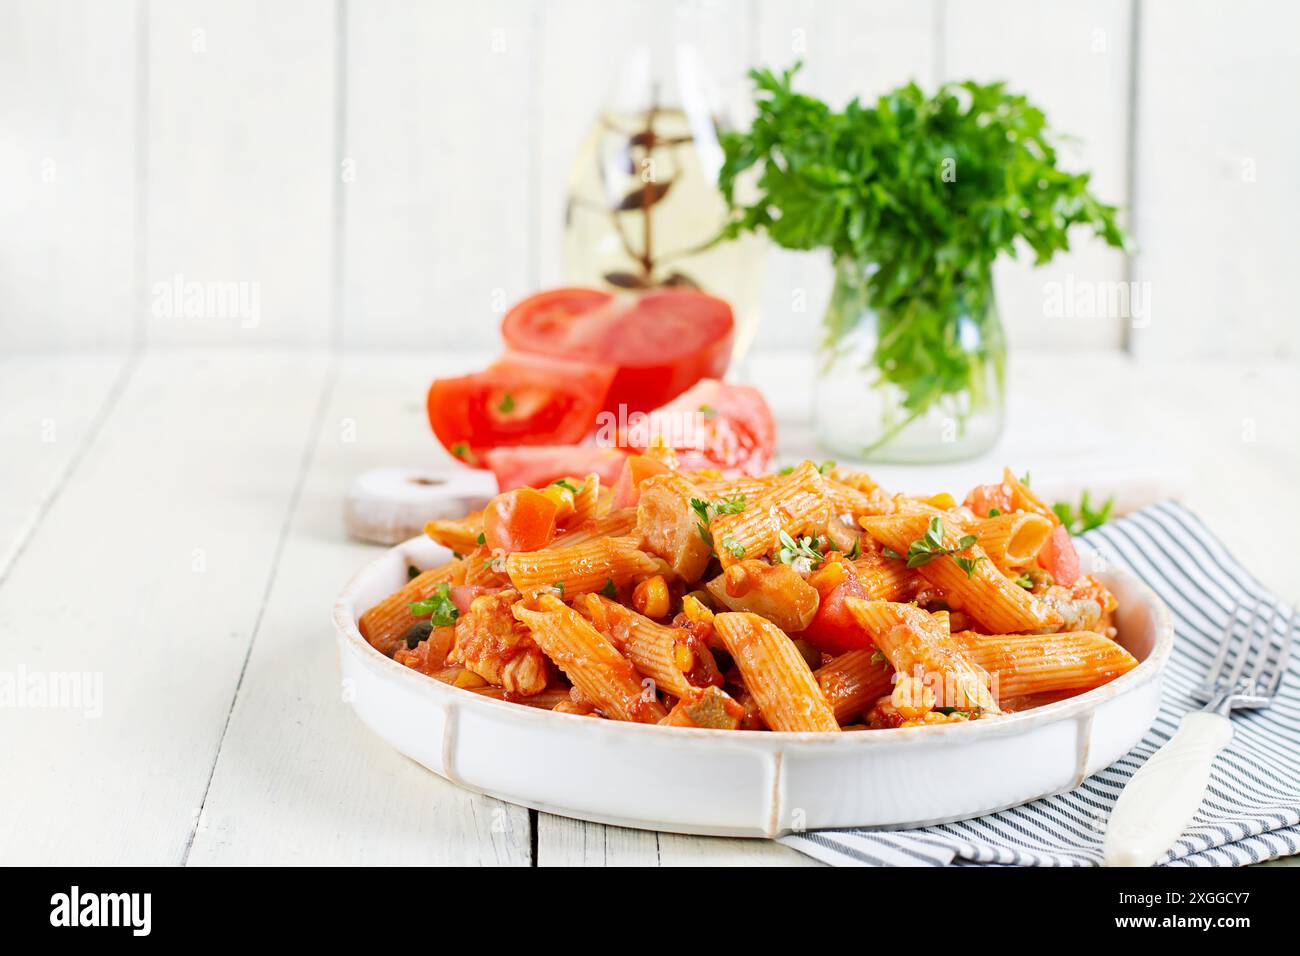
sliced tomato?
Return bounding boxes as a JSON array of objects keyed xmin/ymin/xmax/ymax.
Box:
[
  {"xmin": 801, "ymin": 574, "xmax": 874, "ymax": 655},
  {"xmin": 1037, "ymin": 524, "xmax": 1080, "ymax": 587},
  {"xmin": 611, "ymin": 454, "xmax": 672, "ymax": 509},
  {"xmin": 502, "ymin": 288, "xmax": 734, "ymax": 414},
  {"xmin": 449, "ymin": 585, "xmax": 487, "ymax": 616},
  {"xmin": 483, "ymin": 445, "xmax": 627, "ymax": 492},
  {"xmin": 623, "ymin": 379, "xmax": 775, "ymax": 476},
  {"xmin": 963, "ymin": 482, "xmax": 1016, "ymax": 518},
  {"xmin": 427, "ymin": 351, "xmax": 615, "ymax": 463},
  {"xmin": 482, "ymin": 487, "xmax": 559, "ymax": 552}
]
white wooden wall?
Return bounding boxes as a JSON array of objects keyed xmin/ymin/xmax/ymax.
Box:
[{"xmin": 3, "ymin": 0, "xmax": 1298, "ymax": 357}]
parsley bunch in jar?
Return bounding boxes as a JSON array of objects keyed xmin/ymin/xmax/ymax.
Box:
[{"xmin": 717, "ymin": 65, "xmax": 1129, "ymax": 462}]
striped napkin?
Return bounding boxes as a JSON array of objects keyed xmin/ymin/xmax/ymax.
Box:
[{"xmin": 781, "ymin": 502, "xmax": 1300, "ymax": 867}]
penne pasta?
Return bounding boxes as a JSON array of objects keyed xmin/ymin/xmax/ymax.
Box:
[
  {"xmin": 950, "ymin": 629, "xmax": 1138, "ymax": 700},
  {"xmin": 358, "ymin": 560, "xmax": 464, "ymax": 657},
  {"xmin": 512, "ymin": 595, "xmax": 666, "ymax": 723},
  {"xmin": 712, "ymin": 612, "xmax": 839, "ymax": 732},
  {"xmin": 505, "ymin": 534, "xmax": 660, "ymax": 596},
  {"xmin": 972, "ymin": 511, "xmax": 1054, "ymax": 569},
  {"xmin": 858, "ymin": 512, "xmax": 1061, "ymax": 634},
  {"xmin": 356, "ymin": 460, "xmax": 1134, "ymax": 733},
  {"xmin": 550, "ymin": 508, "xmax": 637, "ymax": 548},
  {"xmin": 814, "ymin": 648, "xmax": 895, "ymax": 723},
  {"xmin": 709, "ymin": 461, "xmax": 831, "ymax": 570},
  {"xmin": 575, "ymin": 593, "xmax": 722, "ymax": 698},
  {"xmin": 845, "ymin": 599, "xmax": 1000, "ymax": 713}
]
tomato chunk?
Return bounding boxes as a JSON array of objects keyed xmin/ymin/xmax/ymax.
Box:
[
  {"xmin": 963, "ymin": 482, "xmax": 1016, "ymax": 518},
  {"xmin": 502, "ymin": 288, "xmax": 734, "ymax": 413},
  {"xmin": 482, "ymin": 488, "xmax": 560, "ymax": 552},
  {"xmin": 484, "ymin": 445, "xmax": 627, "ymax": 492},
  {"xmin": 427, "ymin": 351, "xmax": 615, "ymax": 463},
  {"xmin": 1037, "ymin": 524, "xmax": 1080, "ymax": 587},
  {"xmin": 611, "ymin": 454, "xmax": 672, "ymax": 509},
  {"xmin": 801, "ymin": 574, "xmax": 875, "ymax": 655},
  {"xmin": 622, "ymin": 379, "xmax": 775, "ymax": 476}
]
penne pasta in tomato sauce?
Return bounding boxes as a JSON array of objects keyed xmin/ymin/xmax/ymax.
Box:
[{"xmin": 355, "ymin": 458, "xmax": 1131, "ymax": 732}]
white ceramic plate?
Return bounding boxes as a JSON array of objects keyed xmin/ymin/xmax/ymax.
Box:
[{"xmin": 334, "ymin": 537, "xmax": 1173, "ymax": 837}]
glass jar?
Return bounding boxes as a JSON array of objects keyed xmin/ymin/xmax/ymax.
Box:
[
  {"xmin": 560, "ymin": 4, "xmax": 766, "ymax": 364},
  {"xmin": 813, "ymin": 257, "xmax": 1006, "ymax": 463}
]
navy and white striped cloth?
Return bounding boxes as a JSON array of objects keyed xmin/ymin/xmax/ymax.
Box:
[{"xmin": 781, "ymin": 501, "xmax": 1300, "ymax": 867}]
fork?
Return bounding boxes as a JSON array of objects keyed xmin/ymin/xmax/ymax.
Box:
[{"xmin": 1104, "ymin": 596, "xmax": 1296, "ymax": 867}]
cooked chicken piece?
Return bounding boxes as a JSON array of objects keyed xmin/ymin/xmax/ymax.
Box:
[
  {"xmin": 659, "ymin": 686, "xmax": 745, "ymax": 729},
  {"xmin": 447, "ymin": 589, "xmax": 550, "ymax": 696},
  {"xmin": 706, "ymin": 560, "xmax": 819, "ymax": 633},
  {"xmin": 636, "ymin": 473, "xmax": 713, "ymax": 582}
]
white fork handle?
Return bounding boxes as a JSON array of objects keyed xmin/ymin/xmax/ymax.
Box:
[{"xmin": 1103, "ymin": 712, "xmax": 1233, "ymax": 867}]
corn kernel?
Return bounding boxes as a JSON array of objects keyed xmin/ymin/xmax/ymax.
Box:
[
  {"xmin": 926, "ymin": 492, "xmax": 957, "ymax": 510},
  {"xmin": 672, "ymin": 641, "xmax": 695, "ymax": 673},
  {"xmin": 682, "ymin": 593, "xmax": 714, "ymax": 625},
  {"xmin": 453, "ymin": 669, "xmax": 487, "ymax": 689},
  {"xmin": 632, "ymin": 574, "xmax": 670, "ymax": 619},
  {"xmin": 808, "ymin": 560, "xmax": 848, "ymax": 597}
]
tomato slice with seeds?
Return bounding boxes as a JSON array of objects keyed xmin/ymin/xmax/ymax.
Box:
[
  {"xmin": 501, "ymin": 288, "xmax": 734, "ymax": 413},
  {"xmin": 426, "ymin": 351, "xmax": 615, "ymax": 463},
  {"xmin": 623, "ymin": 379, "xmax": 776, "ymax": 476},
  {"xmin": 483, "ymin": 445, "xmax": 627, "ymax": 492}
]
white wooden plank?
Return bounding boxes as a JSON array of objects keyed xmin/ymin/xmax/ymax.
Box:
[
  {"xmin": 340, "ymin": 0, "xmax": 535, "ymax": 349},
  {"xmin": 1131, "ymin": 0, "xmax": 1300, "ymax": 359},
  {"xmin": 0, "ymin": 354, "xmax": 132, "ymax": 582},
  {"xmin": 534, "ymin": 0, "xmax": 754, "ymax": 294},
  {"xmin": 0, "ymin": 0, "xmax": 138, "ymax": 349},
  {"xmin": 144, "ymin": 0, "xmax": 336, "ymax": 346},
  {"xmin": 0, "ymin": 352, "xmax": 330, "ymax": 864},
  {"xmin": 187, "ymin": 353, "xmax": 530, "ymax": 865},
  {"xmin": 941, "ymin": 0, "xmax": 1134, "ymax": 352},
  {"xmin": 536, "ymin": 815, "xmax": 821, "ymax": 866},
  {"xmin": 750, "ymin": 0, "xmax": 938, "ymax": 355}
]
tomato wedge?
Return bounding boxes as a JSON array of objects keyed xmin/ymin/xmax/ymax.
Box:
[
  {"xmin": 801, "ymin": 574, "xmax": 873, "ymax": 655},
  {"xmin": 427, "ymin": 351, "xmax": 615, "ymax": 464},
  {"xmin": 611, "ymin": 454, "xmax": 672, "ymax": 509},
  {"xmin": 483, "ymin": 445, "xmax": 627, "ymax": 492},
  {"xmin": 1037, "ymin": 524, "xmax": 1080, "ymax": 587},
  {"xmin": 501, "ymin": 288, "xmax": 734, "ymax": 413},
  {"xmin": 482, "ymin": 487, "xmax": 559, "ymax": 552},
  {"xmin": 963, "ymin": 482, "xmax": 1015, "ymax": 518},
  {"xmin": 623, "ymin": 379, "xmax": 776, "ymax": 476}
]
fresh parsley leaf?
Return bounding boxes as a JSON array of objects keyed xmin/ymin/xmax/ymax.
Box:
[
  {"xmin": 988, "ymin": 508, "xmax": 1001, "ymax": 517},
  {"xmin": 690, "ymin": 497, "xmax": 715, "ymax": 549},
  {"xmin": 777, "ymin": 529, "xmax": 823, "ymax": 570},
  {"xmin": 551, "ymin": 478, "xmax": 581, "ymax": 494},
  {"xmin": 817, "ymin": 460, "xmax": 837, "ymax": 475},
  {"xmin": 881, "ymin": 546, "xmax": 902, "ymax": 560},
  {"xmin": 409, "ymin": 583, "xmax": 459, "ymax": 627},
  {"xmin": 601, "ymin": 578, "xmax": 618, "ymax": 599},
  {"xmin": 476, "ymin": 532, "xmax": 486, "ymax": 545},
  {"xmin": 933, "ymin": 707, "xmax": 973, "ymax": 717},
  {"xmin": 713, "ymin": 494, "xmax": 747, "ymax": 515},
  {"xmin": 483, "ymin": 557, "xmax": 504, "ymax": 571},
  {"xmin": 450, "ymin": 442, "xmax": 470, "ymax": 461},
  {"xmin": 722, "ymin": 537, "xmax": 746, "ymax": 560},
  {"xmin": 898, "ymin": 516, "xmax": 981, "ymax": 572},
  {"xmin": 552, "ymin": 581, "xmax": 565, "ymax": 597},
  {"xmin": 847, "ymin": 537, "xmax": 861, "ymax": 560},
  {"xmin": 777, "ymin": 465, "xmax": 795, "ymax": 476},
  {"xmin": 1020, "ymin": 471, "xmax": 1032, "ymax": 488},
  {"xmin": 953, "ymin": 555, "xmax": 984, "ymax": 579},
  {"xmin": 1052, "ymin": 490, "xmax": 1115, "ymax": 536},
  {"xmin": 497, "ymin": 392, "xmax": 516, "ymax": 414},
  {"xmin": 1014, "ymin": 571, "xmax": 1034, "ymax": 589}
]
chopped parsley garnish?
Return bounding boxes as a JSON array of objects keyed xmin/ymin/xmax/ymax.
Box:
[
  {"xmin": 690, "ymin": 497, "xmax": 715, "ymax": 548},
  {"xmin": 933, "ymin": 707, "xmax": 974, "ymax": 718},
  {"xmin": 713, "ymin": 494, "xmax": 746, "ymax": 515},
  {"xmin": 1014, "ymin": 571, "xmax": 1035, "ymax": 589},
  {"xmin": 552, "ymin": 581, "xmax": 565, "ymax": 597},
  {"xmin": 601, "ymin": 578, "xmax": 618, "ymax": 599},
  {"xmin": 777, "ymin": 529, "xmax": 823, "ymax": 570},
  {"xmin": 722, "ymin": 537, "xmax": 746, "ymax": 560},
  {"xmin": 497, "ymin": 392, "xmax": 516, "ymax": 414},
  {"xmin": 409, "ymin": 583, "xmax": 459, "ymax": 627},
  {"xmin": 483, "ymin": 557, "xmax": 504, "ymax": 571},
  {"xmin": 987, "ymin": 508, "xmax": 1001, "ymax": 517},
  {"xmin": 551, "ymin": 478, "xmax": 581, "ymax": 494},
  {"xmin": 1052, "ymin": 490, "xmax": 1115, "ymax": 536},
  {"xmin": 476, "ymin": 532, "xmax": 486, "ymax": 545},
  {"xmin": 887, "ymin": 516, "xmax": 983, "ymax": 578},
  {"xmin": 777, "ymin": 464, "xmax": 795, "ymax": 476},
  {"xmin": 846, "ymin": 537, "xmax": 861, "ymax": 560},
  {"xmin": 817, "ymin": 460, "xmax": 837, "ymax": 475},
  {"xmin": 450, "ymin": 442, "xmax": 470, "ymax": 460},
  {"xmin": 1019, "ymin": 470, "xmax": 1032, "ymax": 487}
]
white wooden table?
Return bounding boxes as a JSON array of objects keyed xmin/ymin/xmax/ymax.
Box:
[{"xmin": 1, "ymin": 349, "xmax": 1297, "ymax": 866}]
